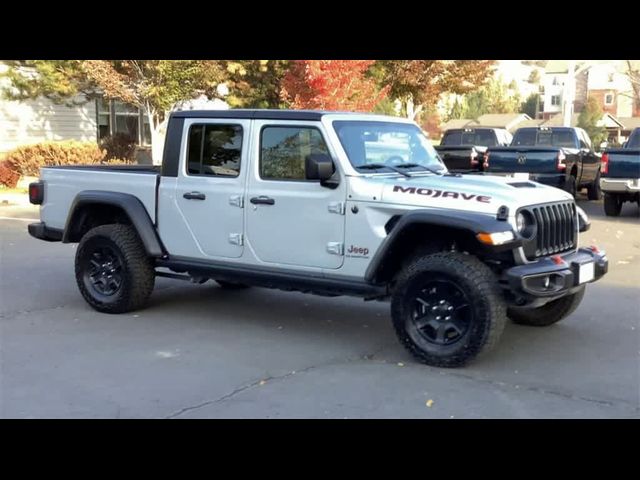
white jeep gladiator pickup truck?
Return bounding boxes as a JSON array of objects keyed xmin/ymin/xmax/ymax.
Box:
[{"xmin": 27, "ymin": 109, "xmax": 608, "ymax": 367}]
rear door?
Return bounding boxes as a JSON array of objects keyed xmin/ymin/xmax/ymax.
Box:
[{"xmin": 158, "ymin": 118, "xmax": 250, "ymax": 259}]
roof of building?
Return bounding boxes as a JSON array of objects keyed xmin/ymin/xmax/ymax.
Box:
[
  {"xmin": 476, "ymin": 113, "xmax": 531, "ymax": 129},
  {"xmin": 618, "ymin": 117, "xmax": 640, "ymax": 131},
  {"xmin": 439, "ymin": 119, "xmax": 479, "ymax": 131}
]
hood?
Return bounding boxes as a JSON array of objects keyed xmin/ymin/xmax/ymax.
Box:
[{"xmin": 350, "ymin": 173, "xmax": 573, "ymax": 216}]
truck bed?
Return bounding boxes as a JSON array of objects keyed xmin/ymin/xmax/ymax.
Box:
[
  {"xmin": 39, "ymin": 165, "xmax": 160, "ymax": 230},
  {"xmin": 46, "ymin": 164, "xmax": 161, "ymax": 174}
]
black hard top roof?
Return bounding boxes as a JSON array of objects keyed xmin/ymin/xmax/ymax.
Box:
[{"xmin": 170, "ymin": 109, "xmax": 373, "ymax": 121}]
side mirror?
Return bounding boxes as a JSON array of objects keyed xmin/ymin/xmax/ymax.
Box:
[{"xmin": 306, "ymin": 154, "xmax": 335, "ymax": 182}]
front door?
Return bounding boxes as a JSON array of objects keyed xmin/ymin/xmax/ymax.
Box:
[
  {"xmin": 169, "ymin": 118, "xmax": 250, "ymax": 259},
  {"xmin": 246, "ymin": 121, "xmax": 346, "ymax": 269}
]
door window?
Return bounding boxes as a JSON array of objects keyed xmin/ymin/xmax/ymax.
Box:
[
  {"xmin": 260, "ymin": 126, "xmax": 329, "ymax": 180},
  {"xmin": 187, "ymin": 124, "xmax": 243, "ymax": 177}
]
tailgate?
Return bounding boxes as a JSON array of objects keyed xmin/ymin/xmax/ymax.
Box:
[
  {"xmin": 604, "ymin": 149, "xmax": 640, "ymax": 178},
  {"xmin": 435, "ymin": 146, "xmax": 479, "ymax": 170},
  {"xmin": 39, "ymin": 166, "xmax": 159, "ymax": 230},
  {"xmin": 486, "ymin": 147, "xmax": 561, "ymax": 174}
]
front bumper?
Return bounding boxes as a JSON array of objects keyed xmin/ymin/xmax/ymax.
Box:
[
  {"xmin": 28, "ymin": 222, "xmax": 63, "ymax": 242},
  {"xmin": 504, "ymin": 247, "xmax": 608, "ymax": 300},
  {"xmin": 600, "ymin": 177, "xmax": 640, "ymax": 193}
]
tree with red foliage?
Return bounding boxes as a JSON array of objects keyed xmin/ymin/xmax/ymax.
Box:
[{"xmin": 280, "ymin": 60, "xmax": 388, "ymax": 111}]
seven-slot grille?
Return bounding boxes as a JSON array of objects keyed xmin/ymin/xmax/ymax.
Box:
[{"xmin": 522, "ymin": 201, "xmax": 577, "ymax": 260}]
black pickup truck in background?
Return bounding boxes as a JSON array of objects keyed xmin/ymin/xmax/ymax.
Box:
[
  {"xmin": 435, "ymin": 127, "xmax": 512, "ymax": 173},
  {"xmin": 600, "ymin": 127, "xmax": 640, "ymax": 216},
  {"xmin": 484, "ymin": 127, "xmax": 602, "ymax": 200}
]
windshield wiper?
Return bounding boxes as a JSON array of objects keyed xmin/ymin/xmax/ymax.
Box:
[
  {"xmin": 357, "ymin": 163, "xmax": 412, "ymax": 177},
  {"xmin": 394, "ymin": 163, "xmax": 445, "ymax": 176}
]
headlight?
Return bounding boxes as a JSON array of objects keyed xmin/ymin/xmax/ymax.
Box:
[
  {"xmin": 516, "ymin": 212, "xmax": 526, "ymax": 233},
  {"xmin": 516, "ymin": 210, "xmax": 536, "ymax": 238}
]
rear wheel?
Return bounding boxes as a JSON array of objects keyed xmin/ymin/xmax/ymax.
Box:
[
  {"xmin": 587, "ymin": 170, "xmax": 602, "ymax": 200},
  {"xmin": 564, "ymin": 174, "xmax": 577, "ymax": 198},
  {"xmin": 507, "ymin": 287, "xmax": 585, "ymax": 327},
  {"xmin": 391, "ymin": 252, "xmax": 507, "ymax": 368},
  {"xmin": 603, "ymin": 193, "xmax": 622, "ymax": 216},
  {"xmin": 75, "ymin": 224, "xmax": 155, "ymax": 313}
]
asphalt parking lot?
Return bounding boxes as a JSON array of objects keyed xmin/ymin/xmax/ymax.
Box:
[{"xmin": 1, "ymin": 197, "xmax": 638, "ymax": 418}]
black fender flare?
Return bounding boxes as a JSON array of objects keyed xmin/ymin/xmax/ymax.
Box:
[
  {"xmin": 63, "ymin": 190, "xmax": 165, "ymax": 257},
  {"xmin": 364, "ymin": 209, "xmax": 520, "ymax": 284}
]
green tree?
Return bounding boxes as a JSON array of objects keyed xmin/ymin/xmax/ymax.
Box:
[
  {"xmin": 463, "ymin": 78, "xmax": 521, "ymax": 120},
  {"xmin": 223, "ymin": 60, "xmax": 290, "ymax": 108},
  {"xmin": 521, "ymin": 93, "xmax": 541, "ymax": 118},
  {"xmin": 578, "ymin": 96, "xmax": 608, "ymax": 146},
  {"xmin": 1, "ymin": 60, "xmax": 228, "ymax": 163},
  {"xmin": 374, "ymin": 60, "xmax": 495, "ymax": 120},
  {"xmin": 527, "ymin": 70, "xmax": 541, "ymax": 84}
]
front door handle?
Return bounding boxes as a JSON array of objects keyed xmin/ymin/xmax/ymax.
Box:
[
  {"xmin": 183, "ymin": 191, "xmax": 206, "ymax": 200},
  {"xmin": 250, "ymin": 196, "xmax": 275, "ymax": 205}
]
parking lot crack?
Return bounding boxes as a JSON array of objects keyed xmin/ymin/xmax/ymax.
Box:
[{"xmin": 163, "ymin": 347, "xmax": 385, "ymax": 419}]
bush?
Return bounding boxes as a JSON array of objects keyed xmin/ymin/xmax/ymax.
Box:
[
  {"xmin": 100, "ymin": 133, "xmax": 137, "ymax": 162},
  {"xmin": 0, "ymin": 161, "xmax": 20, "ymax": 188},
  {"xmin": 4, "ymin": 141, "xmax": 107, "ymax": 176}
]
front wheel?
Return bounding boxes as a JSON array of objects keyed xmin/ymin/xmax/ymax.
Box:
[
  {"xmin": 391, "ymin": 252, "xmax": 507, "ymax": 368},
  {"xmin": 603, "ymin": 193, "xmax": 622, "ymax": 216},
  {"xmin": 507, "ymin": 287, "xmax": 585, "ymax": 327},
  {"xmin": 75, "ymin": 224, "xmax": 155, "ymax": 314}
]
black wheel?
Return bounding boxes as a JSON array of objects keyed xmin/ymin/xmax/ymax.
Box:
[
  {"xmin": 564, "ymin": 174, "xmax": 577, "ymax": 198},
  {"xmin": 215, "ymin": 280, "xmax": 250, "ymax": 290},
  {"xmin": 603, "ymin": 193, "xmax": 622, "ymax": 216},
  {"xmin": 507, "ymin": 287, "xmax": 585, "ymax": 327},
  {"xmin": 75, "ymin": 224, "xmax": 155, "ymax": 313},
  {"xmin": 587, "ymin": 170, "xmax": 602, "ymax": 200},
  {"xmin": 391, "ymin": 252, "xmax": 507, "ymax": 368}
]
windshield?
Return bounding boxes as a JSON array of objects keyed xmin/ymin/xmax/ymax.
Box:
[
  {"xmin": 332, "ymin": 120, "xmax": 446, "ymax": 174},
  {"xmin": 512, "ymin": 128, "xmax": 578, "ymax": 148},
  {"xmin": 442, "ymin": 129, "xmax": 497, "ymax": 146}
]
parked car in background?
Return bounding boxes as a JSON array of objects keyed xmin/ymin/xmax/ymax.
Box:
[
  {"xmin": 435, "ymin": 128, "xmax": 512, "ymax": 173},
  {"xmin": 600, "ymin": 127, "xmax": 640, "ymax": 216},
  {"xmin": 484, "ymin": 127, "xmax": 602, "ymax": 200}
]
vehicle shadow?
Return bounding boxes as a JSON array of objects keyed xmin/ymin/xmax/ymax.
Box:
[
  {"xmin": 577, "ymin": 195, "xmax": 640, "ymax": 225},
  {"xmin": 146, "ymin": 278, "xmax": 639, "ymax": 383}
]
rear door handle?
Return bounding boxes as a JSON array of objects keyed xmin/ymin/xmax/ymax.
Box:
[
  {"xmin": 183, "ymin": 191, "xmax": 206, "ymax": 200},
  {"xmin": 250, "ymin": 196, "xmax": 275, "ymax": 205}
]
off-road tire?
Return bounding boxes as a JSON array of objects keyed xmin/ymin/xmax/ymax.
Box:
[
  {"xmin": 391, "ymin": 252, "xmax": 507, "ymax": 368},
  {"xmin": 565, "ymin": 174, "xmax": 577, "ymax": 198},
  {"xmin": 507, "ymin": 286, "xmax": 585, "ymax": 327},
  {"xmin": 75, "ymin": 224, "xmax": 155, "ymax": 314},
  {"xmin": 215, "ymin": 280, "xmax": 250, "ymax": 290},
  {"xmin": 587, "ymin": 170, "xmax": 602, "ymax": 200},
  {"xmin": 603, "ymin": 193, "xmax": 622, "ymax": 216}
]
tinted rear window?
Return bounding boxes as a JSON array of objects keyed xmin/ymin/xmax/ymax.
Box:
[
  {"xmin": 628, "ymin": 130, "xmax": 640, "ymax": 149},
  {"xmin": 442, "ymin": 130, "xmax": 497, "ymax": 146},
  {"xmin": 512, "ymin": 129, "xmax": 577, "ymax": 148}
]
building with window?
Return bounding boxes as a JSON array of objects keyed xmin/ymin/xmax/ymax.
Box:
[{"xmin": 541, "ymin": 61, "xmax": 638, "ymax": 120}]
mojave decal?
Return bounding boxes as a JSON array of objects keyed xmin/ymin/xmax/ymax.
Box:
[{"xmin": 392, "ymin": 185, "xmax": 492, "ymax": 203}]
